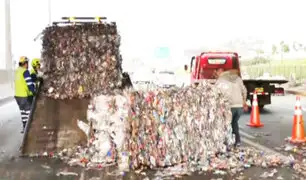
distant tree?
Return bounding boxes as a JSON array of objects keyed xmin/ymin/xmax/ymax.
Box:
[
  {"xmin": 279, "ymin": 41, "xmax": 290, "ymax": 53},
  {"xmin": 282, "ymin": 44, "xmax": 290, "ymax": 53},
  {"xmin": 255, "ymin": 49, "xmax": 264, "ymax": 55},
  {"xmin": 292, "ymin": 41, "xmax": 305, "ymax": 52},
  {"xmin": 299, "ymin": 43, "xmax": 304, "ymax": 49},
  {"xmin": 293, "ymin": 42, "xmax": 299, "ymax": 51},
  {"xmin": 272, "ymin": 44, "xmax": 278, "ymax": 54},
  {"xmin": 279, "ymin": 41, "xmax": 290, "ymax": 62},
  {"xmin": 251, "ymin": 56, "xmax": 269, "ymax": 65}
]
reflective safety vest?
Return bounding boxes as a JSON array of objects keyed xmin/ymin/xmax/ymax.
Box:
[
  {"xmin": 30, "ymin": 69, "xmax": 37, "ymax": 77},
  {"xmin": 30, "ymin": 69, "xmax": 39, "ymax": 87},
  {"xmin": 15, "ymin": 67, "xmax": 32, "ymax": 97}
]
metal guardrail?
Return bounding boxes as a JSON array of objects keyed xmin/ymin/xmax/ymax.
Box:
[{"xmin": 285, "ymin": 90, "xmax": 306, "ymax": 96}]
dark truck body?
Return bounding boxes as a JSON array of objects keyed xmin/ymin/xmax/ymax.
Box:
[
  {"xmin": 243, "ymin": 79, "xmax": 288, "ymax": 108},
  {"xmin": 189, "ymin": 52, "xmax": 288, "ymax": 108}
]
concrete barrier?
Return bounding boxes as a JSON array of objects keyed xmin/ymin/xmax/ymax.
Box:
[{"xmin": 0, "ymin": 69, "xmax": 14, "ymax": 104}]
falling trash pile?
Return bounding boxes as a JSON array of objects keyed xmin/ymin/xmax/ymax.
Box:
[
  {"xmin": 150, "ymin": 146, "xmax": 292, "ymax": 178},
  {"xmin": 40, "ymin": 22, "xmax": 123, "ymax": 99},
  {"xmin": 60, "ymin": 82, "xmax": 237, "ymax": 169},
  {"xmin": 56, "ymin": 81, "xmax": 306, "ymax": 178}
]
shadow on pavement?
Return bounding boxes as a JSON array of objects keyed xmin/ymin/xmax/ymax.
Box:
[
  {"xmin": 260, "ymin": 108, "xmax": 273, "ymax": 114},
  {"xmin": 243, "ymin": 108, "xmax": 273, "ymax": 115}
]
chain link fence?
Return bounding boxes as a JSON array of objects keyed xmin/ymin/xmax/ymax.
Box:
[{"xmin": 243, "ymin": 64, "xmax": 306, "ymax": 81}]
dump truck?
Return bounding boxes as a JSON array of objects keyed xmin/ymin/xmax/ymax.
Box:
[
  {"xmin": 189, "ymin": 52, "xmax": 288, "ymax": 109},
  {"xmin": 20, "ymin": 17, "xmax": 133, "ymax": 156}
]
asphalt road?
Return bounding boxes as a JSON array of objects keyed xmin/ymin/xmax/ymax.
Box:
[
  {"xmin": 239, "ymin": 94, "xmax": 306, "ymax": 148},
  {"xmin": 0, "ymin": 95, "xmax": 305, "ymax": 180}
]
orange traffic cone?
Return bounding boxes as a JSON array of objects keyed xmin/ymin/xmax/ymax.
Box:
[
  {"xmin": 290, "ymin": 96, "xmax": 306, "ymax": 143},
  {"xmin": 247, "ymin": 91, "xmax": 264, "ymax": 127}
]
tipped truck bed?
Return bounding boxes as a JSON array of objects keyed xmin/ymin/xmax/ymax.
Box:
[
  {"xmin": 20, "ymin": 81, "xmax": 89, "ymax": 156},
  {"xmin": 20, "ymin": 73, "xmax": 133, "ymax": 156}
]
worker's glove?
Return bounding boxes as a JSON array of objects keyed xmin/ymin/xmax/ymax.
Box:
[
  {"xmin": 38, "ymin": 77, "xmax": 44, "ymax": 84},
  {"xmin": 37, "ymin": 71, "xmax": 44, "ymax": 78},
  {"xmin": 243, "ymin": 102, "xmax": 248, "ymax": 112}
]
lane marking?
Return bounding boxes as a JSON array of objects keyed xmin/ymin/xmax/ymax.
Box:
[
  {"xmin": 239, "ymin": 129, "xmax": 256, "ymax": 139},
  {"xmin": 241, "ymin": 137, "xmax": 288, "ymax": 160}
]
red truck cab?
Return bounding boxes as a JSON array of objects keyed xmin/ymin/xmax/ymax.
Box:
[
  {"xmin": 189, "ymin": 51, "xmax": 288, "ymax": 109},
  {"xmin": 190, "ymin": 52, "xmax": 241, "ymax": 83}
]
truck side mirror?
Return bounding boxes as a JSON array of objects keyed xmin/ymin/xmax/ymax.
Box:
[
  {"xmin": 190, "ymin": 56, "xmax": 195, "ymax": 73},
  {"xmin": 184, "ymin": 65, "xmax": 188, "ymax": 71}
]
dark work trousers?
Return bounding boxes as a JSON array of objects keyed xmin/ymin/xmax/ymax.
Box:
[
  {"xmin": 231, "ymin": 107, "xmax": 243, "ymax": 145},
  {"xmin": 15, "ymin": 96, "xmax": 33, "ymax": 130}
]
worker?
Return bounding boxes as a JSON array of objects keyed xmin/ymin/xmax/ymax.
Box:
[
  {"xmin": 14, "ymin": 56, "xmax": 36, "ymax": 133},
  {"xmin": 215, "ymin": 68, "xmax": 248, "ymax": 148},
  {"xmin": 30, "ymin": 58, "xmax": 41, "ymax": 87}
]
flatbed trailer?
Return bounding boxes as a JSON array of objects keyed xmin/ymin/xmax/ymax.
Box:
[{"xmin": 243, "ymin": 79, "xmax": 288, "ymax": 108}]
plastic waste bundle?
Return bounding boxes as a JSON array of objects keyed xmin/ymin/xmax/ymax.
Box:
[
  {"xmin": 68, "ymin": 82, "xmax": 234, "ymax": 169},
  {"xmin": 87, "ymin": 94, "xmax": 128, "ymax": 164},
  {"xmin": 123, "ymin": 82, "xmax": 233, "ymax": 169},
  {"xmin": 40, "ymin": 22, "xmax": 123, "ymax": 99}
]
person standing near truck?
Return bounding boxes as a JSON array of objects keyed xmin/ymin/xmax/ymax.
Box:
[
  {"xmin": 30, "ymin": 58, "xmax": 41, "ymax": 87},
  {"xmin": 14, "ymin": 56, "xmax": 36, "ymax": 133},
  {"xmin": 216, "ymin": 68, "xmax": 248, "ymax": 147}
]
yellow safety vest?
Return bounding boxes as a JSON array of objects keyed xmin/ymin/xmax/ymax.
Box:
[
  {"xmin": 30, "ymin": 69, "xmax": 37, "ymax": 77},
  {"xmin": 15, "ymin": 67, "xmax": 32, "ymax": 97}
]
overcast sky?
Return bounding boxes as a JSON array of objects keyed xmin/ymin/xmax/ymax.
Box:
[{"xmin": 1, "ymin": 0, "xmax": 305, "ymax": 69}]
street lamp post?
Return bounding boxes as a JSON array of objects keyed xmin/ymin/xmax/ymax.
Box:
[
  {"xmin": 48, "ymin": 0, "xmax": 52, "ymax": 25},
  {"xmin": 4, "ymin": 0, "xmax": 13, "ymax": 89}
]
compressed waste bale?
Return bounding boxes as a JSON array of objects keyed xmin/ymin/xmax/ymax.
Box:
[
  {"xmin": 40, "ymin": 22, "xmax": 123, "ymax": 99},
  {"xmin": 61, "ymin": 82, "xmax": 234, "ymax": 170},
  {"xmin": 122, "ymin": 82, "xmax": 233, "ymax": 169},
  {"xmin": 87, "ymin": 94, "xmax": 128, "ymax": 164}
]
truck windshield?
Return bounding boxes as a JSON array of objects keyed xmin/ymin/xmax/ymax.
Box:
[{"xmin": 208, "ymin": 58, "xmax": 226, "ymax": 65}]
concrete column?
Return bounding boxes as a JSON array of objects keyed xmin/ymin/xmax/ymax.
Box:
[{"xmin": 4, "ymin": 0, "xmax": 13, "ymax": 89}]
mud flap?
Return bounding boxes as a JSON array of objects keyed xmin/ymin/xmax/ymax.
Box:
[{"xmin": 20, "ymin": 80, "xmax": 89, "ymax": 156}]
